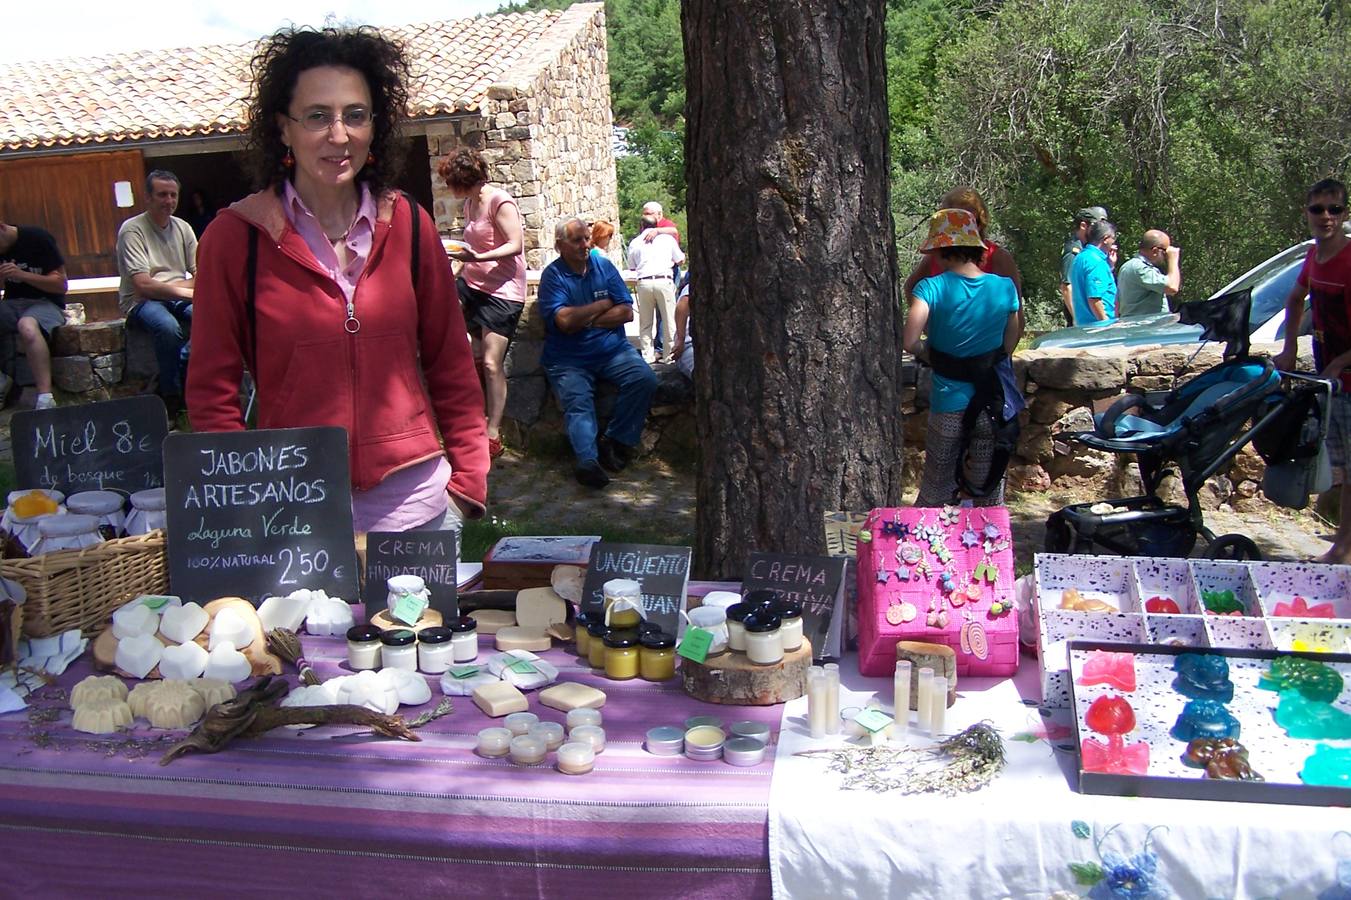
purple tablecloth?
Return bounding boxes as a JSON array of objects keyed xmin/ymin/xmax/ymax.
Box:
[{"xmin": 0, "ymin": 593, "xmax": 778, "ymax": 898}]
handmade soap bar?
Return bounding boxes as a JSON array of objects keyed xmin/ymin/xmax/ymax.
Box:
[
  {"xmin": 1144, "ymin": 596, "xmax": 1181, "ymax": 614},
  {"xmin": 516, "ymin": 587, "xmax": 569, "ymax": 629},
  {"xmin": 1084, "ymin": 694, "xmax": 1136, "ymax": 735},
  {"xmin": 1058, "ymin": 589, "xmax": 1118, "ymax": 613},
  {"xmin": 333, "ymin": 670, "xmax": 400, "ymax": 715},
  {"xmin": 1077, "ymin": 650, "xmax": 1136, "ymax": 691},
  {"xmin": 539, "ymin": 682, "xmax": 607, "ymax": 712},
  {"xmin": 71, "ymin": 675, "xmax": 128, "ymax": 707},
  {"xmin": 187, "ymin": 678, "xmax": 236, "ymax": 707},
  {"xmin": 208, "ymin": 608, "xmax": 254, "ymax": 652},
  {"xmin": 1201, "ymin": 589, "xmax": 1244, "ymax": 615},
  {"xmin": 1258, "ymin": 657, "xmax": 1344, "ymax": 703},
  {"xmin": 472, "ymin": 609, "xmax": 517, "ymax": 634},
  {"xmin": 280, "ymin": 683, "xmax": 340, "ymax": 709},
  {"xmin": 495, "ymin": 626, "xmax": 552, "ymax": 652},
  {"xmin": 1170, "ymin": 699, "xmax": 1240, "ymax": 742},
  {"xmin": 71, "ymin": 696, "xmax": 133, "ymax": 734},
  {"xmin": 378, "ymin": 667, "xmax": 433, "ymax": 707},
  {"xmin": 115, "ymin": 633, "xmax": 163, "ymax": 679},
  {"xmin": 550, "ymin": 565, "xmax": 586, "ymax": 604},
  {"xmin": 111, "ymin": 602, "xmax": 160, "ymax": 640},
  {"xmin": 473, "ymin": 681, "xmax": 529, "ymax": 717},
  {"xmin": 1272, "ymin": 596, "xmax": 1336, "ymax": 618},
  {"xmin": 142, "ymin": 680, "xmax": 207, "ymax": 728},
  {"xmin": 1300, "ymin": 744, "xmax": 1351, "ymax": 788},
  {"xmin": 203, "ymin": 643, "xmax": 251, "ymax": 683},
  {"xmin": 439, "ymin": 666, "xmax": 499, "ymax": 697},
  {"xmin": 158, "ymin": 602, "xmax": 209, "ymax": 644},
  {"xmin": 127, "ymin": 682, "xmax": 159, "ymax": 718},
  {"xmin": 158, "ymin": 641, "xmax": 209, "ymax": 681},
  {"xmin": 1184, "ymin": 738, "xmax": 1264, "ymax": 781},
  {"xmin": 1275, "ymin": 690, "xmax": 1351, "ymax": 740},
  {"xmin": 257, "ymin": 594, "xmax": 310, "ymax": 632},
  {"xmin": 1172, "ymin": 653, "xmax": 1234, "ymax": 703},
  {"xmin": 1080, "ymin": 736, "xmax": 1150, "ymax": 775}
]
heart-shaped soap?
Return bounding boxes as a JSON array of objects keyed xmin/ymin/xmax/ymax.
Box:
[
  {"xmin": 159, "ymin": 602, "xmax": 209, "ymax": 644},
  {"xmin": 115, "ymin": 633, "xmax": 164, "ymax": 679},
  {"xmin": 209, "ymin": 608, "xmax": 253, "ymax": 652},
  {"xmin": 112, "ymin": 603, "xmax": 159, "ymax": 640},
  {"xmin": 158, "ymin": 641, "xmax": 209, "ymax": 680},
  {"xmin": 378, "ymin": 667, "xmax": 432, "ymax": 706},
  {"xmin": 257, "ymin": 594, "xmax": 310, "ymax": 632},
  {"xmin": 203, "ymin": 643, "xmax": 251, "ymax": 683},
  {"xmin": 334, "ymin": 669, "xmax": 398, "ymax": 714}
]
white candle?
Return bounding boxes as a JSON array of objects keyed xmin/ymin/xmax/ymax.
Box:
[
  {"xmin": 931, "ymin": 675, "xmax": 948, "ymax": 736},
  {"xmin": 893, "ymin": 661, "xmax": 912, "ymax": 724},
  {"xmin": 824, "ymin": 663, "xmax": 841, "ymax": 735},
  {"xmin": 916, "ymin": 667, "xmax": 934, "ymax": 734},
  {"xmin": 807, "ymin": 670, "xmax": 827, "ymax": 738}
]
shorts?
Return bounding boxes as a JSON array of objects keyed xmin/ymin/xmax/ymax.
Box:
[
  {"xmin": 458, "ymin": 277, "xmax": 524, "ymax": 339},
  {"xmin": 0, "ymin": 298, "xmax": 63, "ymax": 339},
  {"xmin": 1327, "ymin": 391, "xmax": 1351, "ymax": 483}
]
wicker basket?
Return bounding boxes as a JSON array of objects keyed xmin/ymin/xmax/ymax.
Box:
[{"xmin": 1, "ymin": 530, "xmax": 169, "ymax": 638}]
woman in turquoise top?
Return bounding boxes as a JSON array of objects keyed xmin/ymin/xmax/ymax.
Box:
[{"xmin": 904, "ymin": 208, "xmax": 1021, "ymax": 506}]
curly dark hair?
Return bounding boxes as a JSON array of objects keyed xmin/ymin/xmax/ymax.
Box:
[
  {"xmin": 437, "ymin": 148, "xmax": 490, "ymax": 192},
  {"xmin": 244, "ymin": 26, "xmax": 411, "ymax": 193}
]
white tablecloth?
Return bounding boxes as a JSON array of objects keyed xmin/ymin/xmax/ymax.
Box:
[{"xmin": 770, "ymin": 656, "xmax": 1351, "ymax": 900}]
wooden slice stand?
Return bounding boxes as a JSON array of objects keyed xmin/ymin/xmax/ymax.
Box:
[{"xmin": 680, "ymin": 638, "xmax": 812, "ymax": 706}]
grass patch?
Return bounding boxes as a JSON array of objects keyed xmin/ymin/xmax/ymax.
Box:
[{"xmin": 461, "ymin": 513, "xmax": 694, "ymax": 562}]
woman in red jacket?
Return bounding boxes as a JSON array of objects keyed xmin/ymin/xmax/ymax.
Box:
[{"xmin": 187, "ymin": 27, "xmax": 488, "ymax": 539}]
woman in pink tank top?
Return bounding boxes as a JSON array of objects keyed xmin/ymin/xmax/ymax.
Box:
[{"xmin": 439, "ymin": 148, "xmax": 527, "ymax": 459}]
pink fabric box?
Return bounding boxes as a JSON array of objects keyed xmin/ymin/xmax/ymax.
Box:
[{"xmin": 856, "ymin": 506, "xmax": 1019, "ymax": 677}]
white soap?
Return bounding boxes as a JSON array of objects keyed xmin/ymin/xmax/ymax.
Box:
[
  {"xmin": 70, "ymin": 675, "xmax": 128, "ymax": 707},
  {"xmin": 538, "ymin": 682, "xmax": 607, "ymax": 712},
  {"xmin": 115, "ymin": 633, "xmax": 163, "ymax": 679},
  {"xmin": 439, "ymin": 667, "xmax": 500, "ymax": 697},
  {"xmin": 257, "ymin": 594, "xmax": 310, "ymax": 633},
  {"xmin": 378, "ymin": 667, "xmax": 433, "ymax": 707},
  {"xmin": 494, "ymin": 626, "xmax": 552, "ymax": 653},
  {"xmin": 280, "ymin": 683, "xmax": 339, "ymax": 708},
  {"xmin": 111, "ymin": 603, "xmax": 159, "ymax": 640},
  {"xmin": 142, "ymin": 680, "xmax": 206, "ymax": 729},
  {"xmin": 71, "ymin": 697, "xmax": 133, "ymax": 734},
  {"xmin": 305, "ymin": 595, "xmax": 355, "ymax": 636},
  {"xmin": 515, "ymin": 587, "xmax": 569, "ymax": 630},
  {"xmin": 158, "ymin": 641, "xmax": 209, "ymax": 681},
  {"xmin": 472, "ymin": 681, "xmax": 529, "ymax": 717},
  {"xmin": 487, "ymin": 649, "xmax": 559, "ymax": 690},
  {"xmin": 158, "ymin": 602, "xmax": 209, "ymax": 644},
  {"xmin": 549, "ymin": 565, "xmax": 586, "ymax": 604},
  {"xmin": 187, "ymin": 678, "xmax": 236, "ymax": 707},
  {"xmin": 333, "ymin": 669, "xmax": 399, "ymax": 715},
  {"xmin": 202, "ymin": 643, "xmax": 251, "ymax": 683},
  {"xmin": 208, "ymin": 608, "xmax": 253, "ymax": 652}
]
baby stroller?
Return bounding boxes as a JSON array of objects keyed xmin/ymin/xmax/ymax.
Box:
[{"xmin": 1044, "ymin": 288, "xmax": 1335, "ymax": 560}]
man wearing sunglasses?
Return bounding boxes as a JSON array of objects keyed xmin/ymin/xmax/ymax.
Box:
[{"xmin": 1275, "ymin": 177, "xmax": 1351, "ymax": 563}]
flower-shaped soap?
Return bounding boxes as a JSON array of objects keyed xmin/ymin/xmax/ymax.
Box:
[
  {"xmin": 1275, "ymin": 690, "xmax": 1351, "ymax": 740},
  {"xmin": 1271, "ymin": 596, "xmax": 1336, "ymax": 619},
  {"xmin": 70, "ymin": 674, "xmax": 128, "ymax": 707},
  {"xmin": 1170, "ymin": 698, "xmax": 1240, "ymax": 742},
  {"xmin": 305, "ymin": 594, "xmax": 355, "ymax": 636},
  {"xmin": 280, "ymin": 683, "xmax": 340, "ymax": 709},
  {"xmin": 334, "ymin": 670, "xmax": 399, "ymax": 715},
  {"xmin": 1077, "ymin": 651, "xmax": 1136, "ymax": 691},
  {"xmin": 1172, "ymin": 653, "xmax": 1234, "ymax": 703},
  {"xmin": 71, "ymin": 696, "xmax": 133, "ymax": 734},
  {"xmin": 1300, "ymin": 744, "xmax": 1351, "ymax": 788},
  {"xmin": 187, "ymin": 678, "xmax": 237, "ymax": 708},
  {"xmin": 142, "ymin": 680, "xmax": 207, "ymax": 729},
  {"xmin": 127, "ymin": 682, "xmax": 160, "ymax": 718}
]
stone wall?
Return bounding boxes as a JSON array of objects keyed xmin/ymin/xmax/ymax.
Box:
[
  {"xmin": 902, "ymin": 337, "xmax": 1317, "ymax": 512},
  {"xmin": 426, "ymin": 3, "xmax": 619, "ymax": 270}
]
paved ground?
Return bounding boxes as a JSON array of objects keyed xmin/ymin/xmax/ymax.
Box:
[{"xmin": 486, "ymin": 445, "xmax": 1331, "ymax": 568}]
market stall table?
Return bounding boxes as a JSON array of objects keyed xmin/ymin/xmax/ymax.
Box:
[{"xmin": 0, "ymin": 621, "xmax": 778, "ymax": 898}]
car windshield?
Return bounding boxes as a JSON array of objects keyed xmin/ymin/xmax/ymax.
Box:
[{"xmin": 1248, "ymin": 261, "xmax": 1304, "ymax": 335}]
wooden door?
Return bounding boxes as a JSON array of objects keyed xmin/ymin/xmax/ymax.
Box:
[{"xmin": 0, "ymin": 149, "xmax": 145, "ymax": 277}]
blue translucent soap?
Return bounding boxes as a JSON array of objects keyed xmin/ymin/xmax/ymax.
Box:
[
  {"xmin": 1275, "ymin": 690, "xmax": 1351, "ymax": 740},
  {"xmin": 1170, "ymin": 698, "xmax": 1240, "ymax": 742},
  {"xmin": 1171, "ymin": 653, "xmax": 1234, "ymax": 703}
]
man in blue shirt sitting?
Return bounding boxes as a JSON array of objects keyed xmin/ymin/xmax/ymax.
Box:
[
  {"xmin": 1069, "ymin": 220, "xmax": 1119, "ymax": 324},
  {"xmin": 538, "ymin": 217, "xmax": 657, "ymax": 488}
]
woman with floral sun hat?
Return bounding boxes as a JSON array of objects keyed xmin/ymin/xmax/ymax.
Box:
[{"xmin": 904, "ymin": 208, "xmax": 1022, "ymax": 507}]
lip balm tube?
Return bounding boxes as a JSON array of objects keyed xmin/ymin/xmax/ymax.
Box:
[
  {"xmin": 807, "ymin": 667, "xmax": 827, "ymax": 738},
  {"xmin": 916, "ymin": 667, "xmax": 934, "ymax": 734},
  {"xmin": 931, "ymin": 675, "xmax": 948, "ymax": 736},
  {"xmin": 823, "ymin": 663, "xmax": 841, "ymax": 735},
  {"xmin": 894, "ymin": 660, "xmax": 912, "ymax": 724}
]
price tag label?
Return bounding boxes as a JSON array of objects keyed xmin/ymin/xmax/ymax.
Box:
[
  {"xmin": 852, "ymin": 708, "xmax": 893, "ymax": 734},
  {"xmin": 448, "ymin": 665, "xmax": 482, "ymax": 679},
  {"xmin": 507, "ymin": 658, "xmax": 539, "ymax": 675},
  {"xmin": 677, "ymin": 627, "xmax": 713, "ymax": 664},
  {"xmin": 391, "ymin": 593, "xmax": 428, "ymax": 625}
]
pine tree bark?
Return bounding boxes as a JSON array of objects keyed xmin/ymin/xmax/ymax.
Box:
[{"xmin": 682, "ymin": 0, "xmax": 903, "ymax": 578}]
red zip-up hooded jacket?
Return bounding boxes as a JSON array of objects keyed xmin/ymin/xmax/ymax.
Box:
[{"xmin": 186, "ymin": 187, "xmax": 488, "ymax": 517}]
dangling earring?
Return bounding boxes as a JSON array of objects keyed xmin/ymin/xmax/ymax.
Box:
[
  {"xmin": 282, "ymin": 147, "xmax": 294, "ymax": 169},
  {"xmin": 366, "ymin": 152, "xmax": 376, "ymax": 165}
]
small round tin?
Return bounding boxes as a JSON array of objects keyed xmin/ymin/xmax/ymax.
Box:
[
  {"xmin": 723, "ymin": 736, "xmax": 767, "ymax": 767},
  {"xmin": 645, "ymin": 725, "xmax": 685, "ymax": 756},
  {"xmin": 683, "ymin": 725, "xmax": 725, "ymax": 761},
  {"xmin": 684, "ymin": 715, "xmax": 723, "ymax": 730},
  {"xmin": 729, "ymin": 721, "xmax": 771, "ymax": 746}
]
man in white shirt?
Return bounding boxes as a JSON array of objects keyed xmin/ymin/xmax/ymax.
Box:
[{"xmin": 626, "ymin": 215, "xmax": 685, "ymax": 363}]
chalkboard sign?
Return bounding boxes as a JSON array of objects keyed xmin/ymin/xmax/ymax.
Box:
[
  {"xmin": 362, "ymin": 530, "xmax": 459, "ymax": 621},
  {"xmin": 580, "ymin": 542, "xmax": 692, "ymax": 638},
  {"xmin": 12, "ymin": 395, "xmax": 168, "ymax": 494},
  {"xmin": 162, "ymin": 426, "xmax": 359, "ymax": 605},
  {"xmin": 742, "ymin": 551, "xmax": 847, "ymax": 662}
]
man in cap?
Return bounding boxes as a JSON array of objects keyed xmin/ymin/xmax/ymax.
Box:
[{"xmin": 1060, "ymin": 206, "xmax": 1108, "ymax": 325}]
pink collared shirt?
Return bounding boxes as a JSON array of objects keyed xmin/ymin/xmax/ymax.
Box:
[{"xmin": 282, "ymin": 181, "xmax": 451, "ymax": 533}]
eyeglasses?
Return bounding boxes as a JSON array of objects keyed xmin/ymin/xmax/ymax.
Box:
[
  {"xmin": 288, "ymin": 109, "xmax": 374, "ymax": 132},
  {"xmin": 1307, "ymin": 203, "xmax": 1347, "ymax": 216}
]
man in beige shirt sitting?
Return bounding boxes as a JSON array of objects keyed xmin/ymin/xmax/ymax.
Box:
[{"xmin": 117, "ymin": 170, "xmax": 197, "ymax": 417}]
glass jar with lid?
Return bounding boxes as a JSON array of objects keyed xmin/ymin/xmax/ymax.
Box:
[
  {"xmin": 602, "ymin": 629, "xmax": 640, "ymax": 680},
  {"xmin": 1, "ymin": 489, "xmax": 64, "ymax": 536},
  {"xmin": 379, "ymin": 628, "xmax": 418, "ymax": 671},
  {"xmin": 586, "ymin": 622, "xmax": 611, "ymax": 669},
  {"xmin": 29, "ymin": 513, "xmax": 104, "ymax": 556},
  {"xmin": 66, "ymin": 490, "xmax": 127, "ymax": 540},
  {"xmin": 742, "ymin": 611, "xmax": 784, "ymax": 665},
  {"xmin": 602, "ymin": 578, "xmax": 644, "ymax": 629},
  {"xmin": 639, "ymin": 631, "xmax": 676, "ymax": 681},
  {"xmin": 417, "ymin": 626, "xmax": 454, "ymax": 674},
  {"xmin": 773, "ymin": 599, "xmax": 805, "ymax": 652},
  {"xmin": 725, "ymin": 603, "xmax": 752, "ymax": 652},
  {"xmin": 448, "ymin": 615, "xmax": 478, "ymax": 663},
  {"xmin": 125, "ymin": 488, "xmax": 167, "ymax": 535}
]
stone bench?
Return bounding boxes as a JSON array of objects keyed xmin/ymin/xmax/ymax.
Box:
[{"xmin": 41, "ymin": 320, "xmax": 156, "ymax": 400}]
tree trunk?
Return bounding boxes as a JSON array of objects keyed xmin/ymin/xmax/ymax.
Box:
[{"xmin": 682, "ymin": 0, "xmax": 903, "ymax": 578}]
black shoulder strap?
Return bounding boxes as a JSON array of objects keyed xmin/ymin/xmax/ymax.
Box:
[{"xmin": 402, "ymin": 191, "xmax": 419, "ymax": 289}]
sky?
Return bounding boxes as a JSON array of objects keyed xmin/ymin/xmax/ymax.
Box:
[{"xmin": 8, "ymin": 0, "xmax": 506, "ymax": 62}]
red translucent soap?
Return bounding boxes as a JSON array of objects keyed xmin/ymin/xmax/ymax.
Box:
[
  {"xmin": 1145, "ymin": 596, "xmax": 1181, "ymax": 614},
  {"xmin": 1085, "ymin": 694, "xmax": 1137, "ymax": 736}
]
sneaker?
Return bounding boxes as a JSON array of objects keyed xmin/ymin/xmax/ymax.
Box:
[
  {"xmin": 574, "ymin": 459, "xmax": 610, "ymax": 489},
  {"xmin": 597, "ymin": 436, "xmax": 634, "ymax": 473},
  {"xmin": 488, "ymin": 436, "xmax": 505, "ymax": 459},
  {"xmin": 34, "ymin": 393, "xmax": 56, "ymax": 410}
]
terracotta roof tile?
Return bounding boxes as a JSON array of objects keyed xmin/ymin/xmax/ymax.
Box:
[{"xmin": 0, "ymin": 9, "xmax": 565, "ymax": 152}]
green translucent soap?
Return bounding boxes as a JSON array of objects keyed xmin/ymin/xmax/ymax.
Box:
[
  {"xmin": 1275, "ymin": 690, "xmax": 1351, "ymax": 740},
  {"xmin": 1300, "ymin": 744, "xmax": 1351, "ymax": 788},
  {"xmin": 1257, "ymin": 657, "xmax": 1344, "ymax": 703}
]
